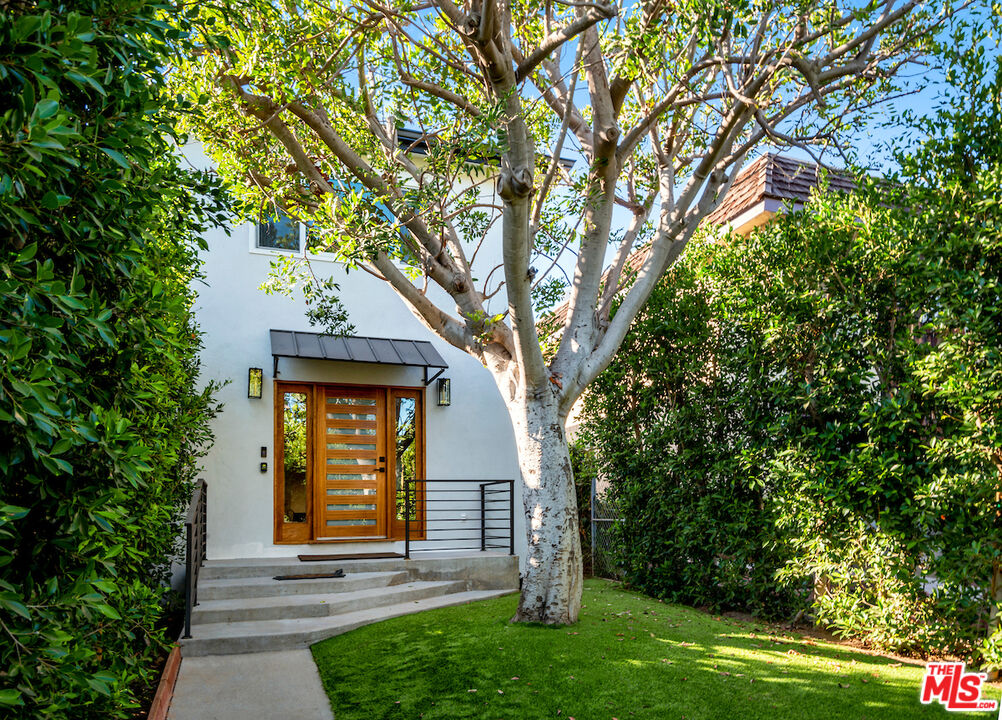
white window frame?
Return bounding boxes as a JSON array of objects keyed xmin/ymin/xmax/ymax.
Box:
[
  {"xmin": 247, "ymin": 218, "xmax": 353, "ymax": 265},
  {"xmin": 247, "ymin": 217, "xmax": 305, "ymax": 258}
]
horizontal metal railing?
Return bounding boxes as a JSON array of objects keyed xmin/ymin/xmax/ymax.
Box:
[
  {"xmin": 182, "ymin": 479, "xmax": 207, "ymax": 640},
  {"xmin": 404, "ymin": 479, "xmax": 515, "ymax": 559}
]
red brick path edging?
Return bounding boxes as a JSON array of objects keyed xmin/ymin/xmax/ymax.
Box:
[{"xmin": 148, "ymin": 644, "xmax": 182, "ymax": 720}]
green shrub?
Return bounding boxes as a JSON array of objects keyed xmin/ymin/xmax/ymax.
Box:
[
  {"xmin": 580, "ymin": 35, "xmax": 1002, "ymax": 666},
  {"xmin": 0, "ymin": 1, "xmax": 228, "ymax": 716},
  {"xmin": 764, "ymin": 33, "xmax": 1002, "ymax": 668},
  {"xmin": 578, "ymin": 246, "xmax": 804, "ymax": 619},
  {"xmin": 724, "ymin": 182, "xmax": 999, "ymax": 664}
]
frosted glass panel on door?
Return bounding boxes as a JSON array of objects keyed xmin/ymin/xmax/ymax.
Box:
[
  {"xmin": 320, "ymin": 385, "xmax": 384, "ymax": 539},
  {"xmin": 326, "ymin": 412, "xmax": 376, "ymax": 420},
  {"xmin": 327, "ymin": 427, "xmax": 377, "ymax": 435}
]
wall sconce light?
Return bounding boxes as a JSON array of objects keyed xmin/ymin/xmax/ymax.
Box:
[
  {"xmin": 248, "ymin": 367, "xmax": 263, "ymax": 399},
  {"xmin": 437, "ymin": 377, "xmax": 451, "ymax": 407}
]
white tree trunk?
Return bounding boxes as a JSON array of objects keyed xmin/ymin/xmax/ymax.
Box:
[{"xmin": 506, "ymin": 388, "xmax": 583, "ymax": 624}]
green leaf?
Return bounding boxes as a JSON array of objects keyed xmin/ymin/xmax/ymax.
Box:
[
  {"xmin": 40, "ymin": 191, "xmax": 69, "ymax": 209},
  {"xmin": 48, "ymin": 457, "xmax": 72, "ymax": 474},
  {"xmin": 15, "ymin": 243, "xmax": 37, "ymax": 263},
  {"xmin": 85, "ymin": 677, "xmax": 111, "ymax": 696},
  {"xmin": 14, "ymin": 14, "xmax": 41, "ymax": 39},
  {"xmin": 0, "ymin": 597, "xmax": 31, "ymax": 620},
  {"xmin": 100, "ymin": 147, "xmax": 131, "ymax": 170},
  {"xmin": 92, "ymin": 603, "xmax": 122, "ymax": 620},
  {"xmin": 0, "ymin": 506, "xmax": 28, "ymax": 521},
  {"xmin": 0, "ymin": 689, "xmax": 23, "ymax": 706},
  {"xmin": 57, "ymin": 294, "xmax": 88, "ymax": 311},
  {"xmin": 66, "ymin": 70, "xmax": 106, "ymax": 96},
  {"xmin": 34, "ymin": 98, "xmax": 59, "ymax": 120}
]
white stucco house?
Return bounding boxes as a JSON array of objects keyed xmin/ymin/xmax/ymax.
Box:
[
  {"xmin": 178, "ymin": 146, "xmax": 846, "ymax": 654},
  {"xmin": 187, "ymin": 141, "xmax": 526, "ymax": 563},
  {"xmin": 178, "ymin": 136, "xmax": 535, "ymax": 655}
]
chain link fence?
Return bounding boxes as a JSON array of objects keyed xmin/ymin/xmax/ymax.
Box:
[{"xmin": 590, "ymin": 476, "xmax": 622, "ymax": 579}]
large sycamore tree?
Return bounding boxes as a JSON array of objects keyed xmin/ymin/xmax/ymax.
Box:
[{"xmin": 173, "ymin": 0, "xmax": 954, "ymax": 623}]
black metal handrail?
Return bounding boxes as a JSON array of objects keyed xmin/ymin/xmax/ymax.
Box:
[
  {"xmin": 404, "ymin": 479, "xmax": 515, "ymax": 559},
  {"xmin": 182, "ymin": 479, "xmax": 207, "ymax": 640}
]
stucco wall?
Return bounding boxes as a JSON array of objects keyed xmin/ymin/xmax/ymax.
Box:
[{"xmin": 186, "ymin": 145, "xmax": 525, "ymax": 562}]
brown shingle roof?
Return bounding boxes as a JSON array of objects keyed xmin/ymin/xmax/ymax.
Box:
[
  {"xmin": 706, "ymin": 153, "xmax": 855, "ymax": 225},
  {"xmin": 704, "ymin": 154, "xmax": 772, "ymax": 225}
]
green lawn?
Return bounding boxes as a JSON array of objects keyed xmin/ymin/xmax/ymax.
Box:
[{"xmin": 311, "ymin": 579, "xmax": 998, "ymax": 719}]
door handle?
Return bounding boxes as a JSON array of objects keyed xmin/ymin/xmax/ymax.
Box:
[{"xmin": 377, "ymin": 467, "xmax": 386, "ymax": 472}]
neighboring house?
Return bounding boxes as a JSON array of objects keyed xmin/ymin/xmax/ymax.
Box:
[{"xmin": 703, "ymin": 152, "xmax": 855, "ymax": 232}]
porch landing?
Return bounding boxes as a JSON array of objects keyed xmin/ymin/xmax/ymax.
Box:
[{"xmin": 181, "ymin": 551, "xmax": 519, "ymax": 656}]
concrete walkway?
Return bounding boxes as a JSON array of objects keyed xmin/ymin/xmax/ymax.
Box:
[{"xmin": 167, "ymin": 650, "xmax": 334, "ymax": 720}]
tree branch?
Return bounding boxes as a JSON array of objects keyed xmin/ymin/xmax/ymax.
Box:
[{"xmin": 515, "ymin": 4, "xmax": 616, "ymax": 83}]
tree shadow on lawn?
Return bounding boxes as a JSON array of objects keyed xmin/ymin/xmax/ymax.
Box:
[{"xmin": 311, "ymin": 579, "xmax": 994, "ymax": 720}]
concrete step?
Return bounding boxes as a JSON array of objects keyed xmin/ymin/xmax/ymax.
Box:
[
  {"xmin": 191, "ymin": 580, "xmax": 467, "ymax": 624},
  {"xmin": 181, "ymin": 588, "xmax": 516, "ymax": 656},
  {"xmin": 200, "ymin": 558, "xmax": 411, "ymax": 581},
  {"xmin": 198, "ymin": 553, "xmax": 520, "ymax": 594},
  {"xmin": 198, "ymin": 571, "xmax": 407, "ymax": 601},
  {"xmin": 199, "ymin": 551, "xmax": 516, "ymax": 581}
]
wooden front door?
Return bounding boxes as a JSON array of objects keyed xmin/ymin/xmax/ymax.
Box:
[
  {"xmin": 274, "ymin": 382, "xmax": 423, "ymax": 543},
  {"xmin": 317, "ymin": 386, "xmax": 387, "ymax": 539}
]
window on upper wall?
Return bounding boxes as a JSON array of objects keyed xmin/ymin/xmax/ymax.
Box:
[
  {"xmin": 257, "ymin": 210, "xmax": 301, "ymax": 251},
  {"xmin": 306, "ymin": 182, "xmax": 416, "ymax": 265}
]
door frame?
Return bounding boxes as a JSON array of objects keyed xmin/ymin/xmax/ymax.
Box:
[
  {"xmin": 387, "ymin": 387, "xmax": 426, "ymax": 540},
  {"xmin": 273, "ymin": 382, "xmax": 315, "ymax": 544},
  {"xmin": 273, "ymin": 380, "xmax": 426, "ymax": 544}
]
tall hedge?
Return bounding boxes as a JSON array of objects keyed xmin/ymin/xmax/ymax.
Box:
[
  {"xmin": 0, "ymin": 1, "xmax": 228, "ymax": 716},
  {"xmin": 580, "ymin": 40, "xmax": 1002, "ymax": 666},
  {"xmin": 578, "ymin": 243, "xmax": 804, "ymax": 619}
]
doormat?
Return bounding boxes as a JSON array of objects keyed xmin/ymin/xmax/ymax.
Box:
[
  {"xmin": 297, "ymin": 552, "xmax": 404, "ymax": 561},
  {"xmin": 274, "ymin": 569, "xmax": 345, "ymax": 581}
]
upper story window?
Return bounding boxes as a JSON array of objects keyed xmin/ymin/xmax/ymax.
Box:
[
  {"xmin": 257, "ymin": 211, "xmax": 301, "ymax": 252},
  {"xmin": 251, "ymin": 195, "xmax": 414, "ymax": 263}
]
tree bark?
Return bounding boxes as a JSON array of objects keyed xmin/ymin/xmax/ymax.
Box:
[{"xmin": 505, "ymin": 386, "xmax": 583, "ymax": 624}]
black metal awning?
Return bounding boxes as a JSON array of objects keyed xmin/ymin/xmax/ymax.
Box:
[{"xmin": 269, "ymin": 329, "xmax": 448, "ymax": 385}]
